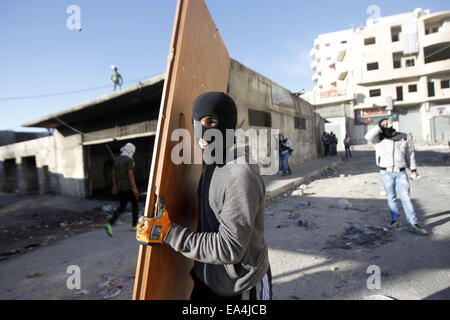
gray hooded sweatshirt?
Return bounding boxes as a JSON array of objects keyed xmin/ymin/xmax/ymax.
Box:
[{"xmin": 163, "ymin": 145, "xmax": 269, "ymax": 296}]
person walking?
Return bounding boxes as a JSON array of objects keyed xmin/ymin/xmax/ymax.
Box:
[
  {"xmin": 136, "ymin": 92, "xmax": 272, "ymax": 300},
  {"xmin": 365, "ymin": 118, "xmax": 428, "ymax": 235},
  {"xmin": 344, "ymin": 134, "xmax": 352, "ymax": 158},
  {"xmin": 104, "ymin": 142, "xmax": 139, "ymax": 236}
]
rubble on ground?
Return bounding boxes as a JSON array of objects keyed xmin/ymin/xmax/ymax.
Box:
[{"xmin": 324, "ymin": 223, "xmax": 394, "ymax": 250}]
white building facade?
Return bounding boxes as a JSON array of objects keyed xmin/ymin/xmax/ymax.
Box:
[{"xmin": 305, "ymin": 8, "xmax": 450, "ymax": 146}]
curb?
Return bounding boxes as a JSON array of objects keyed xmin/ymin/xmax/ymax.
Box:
[{"xmin": 265, "ymin": 158, "xmax": 343, "ymax": 200}]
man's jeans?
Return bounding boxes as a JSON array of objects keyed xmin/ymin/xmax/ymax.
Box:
[
  {"xmin": 345, "ymin": 146, "xmax": 352, "ymax": 158},
  {"xmin": 281, "ymin": 152, "xmax": 291, "ymax": 174},
  {"xmin": 379, "ymin": 170, "xmax": 417, "ymax": 225}
]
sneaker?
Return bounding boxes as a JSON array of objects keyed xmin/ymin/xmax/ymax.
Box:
[
  {"xmin": 408, "ymin": 224, "xmax": 428, "ymax": 236},
  {"xmin": 104, "ymin": 223, "xmax": 113, "ymax": 237},
  {"xmin": 389, "ymin": 221, "xmax": 402, "ymax": 229}
]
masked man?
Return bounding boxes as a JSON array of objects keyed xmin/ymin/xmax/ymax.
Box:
[
  {"xmin": 105, "ymin": 142, "xmax": 139, "ymax": 236},
  {"xmin": 137, "ymin": 92, "xmax": 272, "ymax": 300},
  {"xmin": 365, "ymin": 118, "xmax": 427, "ymax": 235}
]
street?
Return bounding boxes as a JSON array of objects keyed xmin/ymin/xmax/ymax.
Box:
[
  {"xmin": 0, "ymin": 145, "xmax": 449, "ymax": 300},
  {"xmin": 267, "ymin": 145, "xmax": 450, "ymax": 300}
]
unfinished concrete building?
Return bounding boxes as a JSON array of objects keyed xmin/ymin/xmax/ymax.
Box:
[{"xmin": 0, "ymin": 61, "xmax": 324, "ymax": 198}]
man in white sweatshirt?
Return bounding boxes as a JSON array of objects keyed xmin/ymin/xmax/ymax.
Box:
[{"xmin": 365, "ymin": 118, "xmax": 427, "ymax": 235}]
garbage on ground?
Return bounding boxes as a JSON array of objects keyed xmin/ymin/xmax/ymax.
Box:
[
  {"xmin": 291, "ymin": 190, "xmax": 303, "ymax": 197},
  {"xmin": 337, "ymin": 199, "xmax": 352, "ymax": 209},
  {"xmin": 102, "ymin": 204, "xmax": 114, "ymax": 212},
  {"xmin": 296, "ymin": 219, "xmax": 319, "ymax": 230},
  {"xmin": 74, "ymin": 289, "xmax": 90, "ymax": 296},
  {"xmin": 324, "ymin": 223, "xmax": 394, "ymax": 250},
  {"xmin": 26, "ymin": 270, "xmax": 45, "ymax": 278}
]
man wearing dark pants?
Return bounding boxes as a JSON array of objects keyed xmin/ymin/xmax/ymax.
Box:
[
  {"xmin": 365, "ymin": 119, "xmax": 427, "ymax": 235},
  {"xmin": 105, "ymin": 143, "xmax": 139, "ymax": 236}
]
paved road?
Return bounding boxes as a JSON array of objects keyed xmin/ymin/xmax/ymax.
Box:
[
  {"xmin": 266, "ymin": 145, "xmax": 450, "ymax": 300},
  {"xmin": 0, "ymin": 145, "xmax": 448, "ymax": 300}
]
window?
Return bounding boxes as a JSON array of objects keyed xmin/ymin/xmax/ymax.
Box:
[
  {"xmin": 391, "ymin": 26, "xmax": 401, "ymax": 42},
  {"xmin": 408, "ymin": 84, "xmax": 417, "ymax": 92},
  {"xmin": 425, "ymin": 27, "xmax": 439, "ymax": 35},
  {"xmin": 441, "ymin": 80, "xmax": 450, "ymax": 89},
  {"xmin": 367, "ymin": 62, "xmax": 379, "ymax": 71},
  {"xmin": 396, "ymin": 86, "xmax": 403, "ymax": 101},
  {"xmin": 248, "ymin": 109, "xmax": 272, "ymax": 127},
  {"xmin": 294, "ymin": 117, "xmax": 306, "ymax": 130},
  {"xmin": 341, "ymin": 40, "xmax": 347, "ymax": 44},
  {"xmin": 364, "ymin": 37, "xmax": 376, "ymax": 45},
  {"xmin": 393, "ymin": 53, "xmax": 402, "ymax": 68},
  {"xmin": 325, "ymin": 43, "xmax": 330, "ymax": 47},
  {"xmin": 428, "ymin": 82, "xmax": 435, "ymax": 97},
  {"xmin": 369, "ymin": 89, "xmax": 381, "ymax": 97},
  {"xmin": 406, "ymin": 59, "xmax": 415, "ymax": 67}
]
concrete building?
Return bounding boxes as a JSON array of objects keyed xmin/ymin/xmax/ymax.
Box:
[
  {"xmin": 0, "ymin": 130, "xmax": 50, "ymax": 147},
  {"xmin": 304, "ymin": 8, "xmax": 450, "ymax": 146},
  {"xmin": 0, "ymin": 60, "xmax": 324, "ymax": 198}
]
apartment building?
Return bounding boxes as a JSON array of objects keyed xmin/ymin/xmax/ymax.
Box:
[{"xmin": 304, "ymin": 8, "xmax": 450, "ymax": 145}]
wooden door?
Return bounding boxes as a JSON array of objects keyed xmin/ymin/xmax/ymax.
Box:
[{"xmin": 133, "ymin": 0, "xmax": 230, "ymax": 300}]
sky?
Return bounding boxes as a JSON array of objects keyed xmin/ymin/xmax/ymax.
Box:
[{"xmin": 0, "ymin": 0, "xmax": 448, "ymax": 132}]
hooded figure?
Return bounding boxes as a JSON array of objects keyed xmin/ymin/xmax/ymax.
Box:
[
  {"xmin": 120, "ymin": 143, "xmax": 136, "ymax": 159},
  {"xmin": 104, "ymin": 142, "xmax": 139, "ymax": 237},
  {"xmin": 191, "ymin": 91, "xmax": 237, "ymax": 165},
  {"xmin": 160, "ymin": 91, "xmax": 272, "ymax": 300}
]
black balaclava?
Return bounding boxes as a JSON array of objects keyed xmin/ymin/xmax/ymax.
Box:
[
  {"xmin": 378, "ymin": 118, "xmax": 396, "ymax": 140},
  {"xmin": 192, "ymin": 92, "xmax": 237, "ymax": 165}
]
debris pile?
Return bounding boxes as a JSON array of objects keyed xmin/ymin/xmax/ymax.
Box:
[{"xmin": 324, "ymin": 224, "xmax": 394, "ymax": 250}]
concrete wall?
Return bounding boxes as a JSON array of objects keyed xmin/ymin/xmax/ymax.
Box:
[
  {"xmin": 0, "ymin": 136, "xmax": 57, "ymax": 195},
  {"xmin": 228, "ymin": 59, "xmax": 322, "ymax": 174},
  {"xmin": 0, "ymin": 131, "xmax": 87, "ymax": 197},
  {"xmin": 53, "ymin": 130, "xmax": 85, "ymax": 198}
]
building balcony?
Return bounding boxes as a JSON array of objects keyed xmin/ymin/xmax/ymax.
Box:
[
  {"xmin": 422, "ymin": 58, "xmax": 450, "ymax": 76},
  {"xmin": 311, "ymin": 60, "xmax": 317, "ymax": 71},
  {"xmin": 309, "ymin": 48, "xmax": 316, "ymax": 59},
  {"xmin": 421, "ymin": 26, "xmax": 450, "ymax": 48}
]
